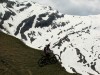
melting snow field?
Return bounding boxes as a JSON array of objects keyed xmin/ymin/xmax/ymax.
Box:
[{"xmin": 0, "ymin": 0, "xmax": 100, "ymax": 75}]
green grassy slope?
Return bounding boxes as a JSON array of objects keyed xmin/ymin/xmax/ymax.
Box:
[{"xmin": 0, "ymin": 32, "xmax": 78, "ymax": 75}]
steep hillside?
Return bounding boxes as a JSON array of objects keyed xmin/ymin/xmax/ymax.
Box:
[{"xmin": 0, "ymin": 32, "xmax": 79, "ymax": 75}]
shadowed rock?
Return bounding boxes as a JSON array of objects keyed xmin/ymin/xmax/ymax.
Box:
[
  {"xmin": 0, "ymin": 0, "xmax": 8, "ymax": 3},
  {"xmin": 53, "ymin": 35, "xmax": 70, "ymax": 49},
  {"xmin": 75, "ymin": 48, "xmax": 87, "ymax": 64},
  {"xmin": 3, "ymin": 11, "xmax": 16, "ymax": 20},
  {"xmin": 15, "ymin": 15, "xmax": 36, "ymax": 40},
  {"xmin": 35, "ymin": 12, "xmax": 64, "ymax": 28},
  {"xmin": 35, "ymin": 13, "xmax": 56, "ymax": 28}
]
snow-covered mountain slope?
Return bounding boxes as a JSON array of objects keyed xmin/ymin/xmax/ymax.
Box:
[{"xmin": 0, "ymin": 0, "xmax": 100, "ymax": 75}]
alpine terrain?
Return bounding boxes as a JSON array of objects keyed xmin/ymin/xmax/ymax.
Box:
[{"xmin": 0, "ymin": 0, "xmax": 100, "ymax": 75}]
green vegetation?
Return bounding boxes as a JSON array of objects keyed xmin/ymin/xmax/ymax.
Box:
[{"xmin": 0, "ymin": 31, "xmax": 78, "ymax": 75}]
